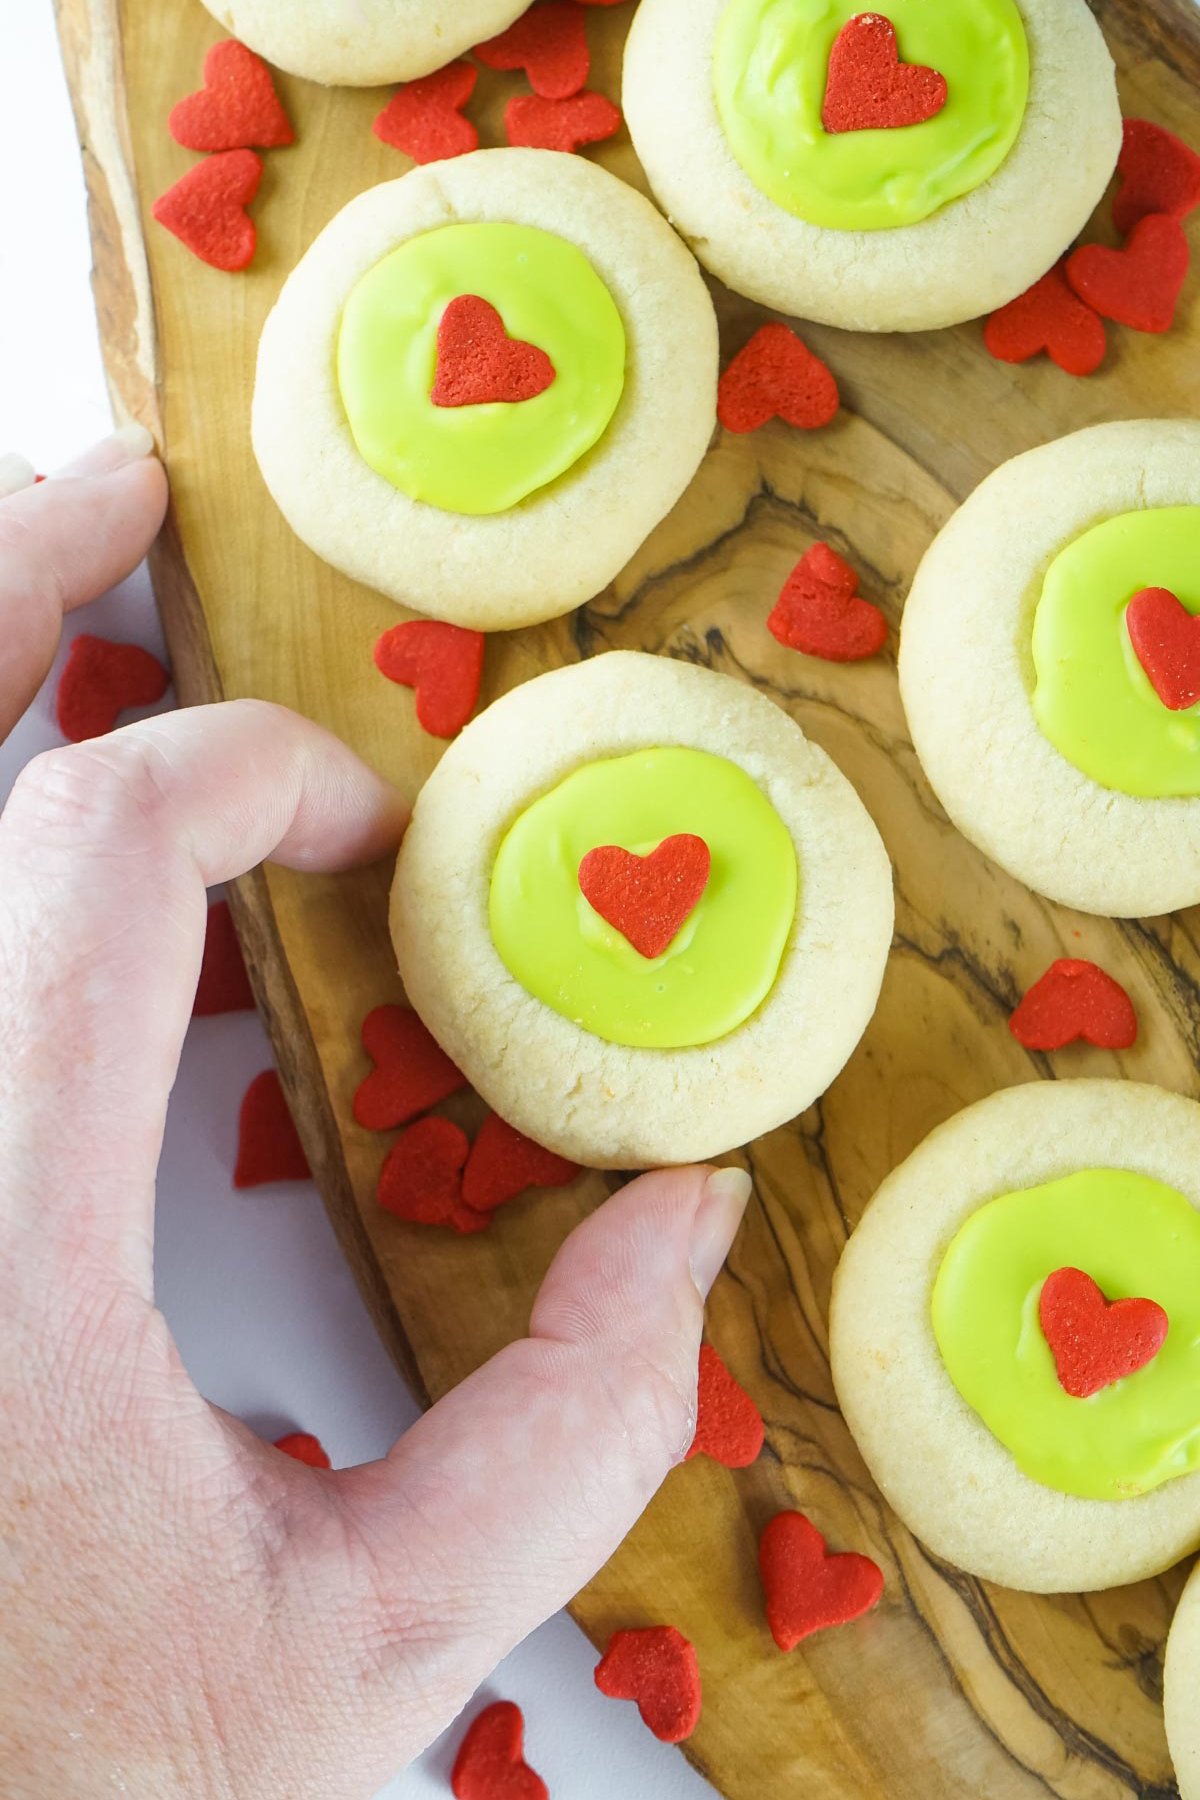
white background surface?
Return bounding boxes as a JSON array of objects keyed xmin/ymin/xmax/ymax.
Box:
[{"xmin": 0, "ymin": 6, "xmax": 716, "ymax": 1796}]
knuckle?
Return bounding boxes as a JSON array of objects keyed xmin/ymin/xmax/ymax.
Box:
[{"xmin": 4, "ymin": 734, "xmax": 174, "ymax": 853}]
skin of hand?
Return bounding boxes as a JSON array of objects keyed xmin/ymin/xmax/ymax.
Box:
[{"xmin": 0, "ymin": 431, "xmax": 752, "ymax": 1800}]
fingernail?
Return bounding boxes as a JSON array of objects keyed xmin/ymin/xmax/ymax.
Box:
[
  {"xmin": 0, "ymin": 452, "xmax": 37, "ymax": 499},
  {"xmin": 689, "ymin": 1166, "xmax": 753, "ymax": 1297},
  {"xmin": 56, "ymin": 423, "xmax": 157, "ymax": 478}
]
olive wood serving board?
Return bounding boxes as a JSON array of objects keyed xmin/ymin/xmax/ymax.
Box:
[{"xmin": 54, "ymin": 0, "xmax": 1200, "ymax": 1791}]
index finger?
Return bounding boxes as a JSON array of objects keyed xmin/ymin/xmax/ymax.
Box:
[{"xmin": 0, "ymin": 700, "xmax": 406, "ymax": 1298}]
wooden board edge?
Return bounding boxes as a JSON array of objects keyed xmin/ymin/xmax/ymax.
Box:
[{"xmin": 52, "ymin": 0, "xmax": 432, "ymax": 1408}]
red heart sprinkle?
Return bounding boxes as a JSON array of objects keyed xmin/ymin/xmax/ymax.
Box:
[
  {"xmin": 432, "ymin": 296, "xmax": 556, "ymax": 408},
  {"xmin": 353, "ymin": 1005, "xmax": 468, "ymax": 1132},
  {"xmin": 169, "ymin": 39, "xmax": 294, "ymax": 152},
  {"xmin": 1009, "ymin": 958, "xmax": 1137, "ymax": 1052},
  {"xmin": 759, "ymin": 1511, "xmax": 884, "ymax": 1651},
  {"xmin": 983, "ymin": 260, "xmax": 1107, "ymax": 377},
  {"xmin": 1039, "ymin": 1266, "xmax": 1168, "ymax": 1399},
  {"xmin": 377, "ymin": 1115, "xmax": 488, "ymax": 1234},
  {"xmin": 55, "ymin": 634, "xmax": 171, "ymax": 742},
  {"xmin": 234, "ymin": 1069, "xmax": 312, "ymax": 1188},
  {"xmin": 476, "ymin": 3, "xmax": 590, "ymax": 99},
  {"xmin": 1113, "ymin": 118, "xmax": 1200, "ymax": 236},
  {"xmin": 152, "ymin": 147, "xmax": 262, "ymax": 271},
  {"xmin": 594, "ymin": 1626, "xmax": 702, "ymax": 1744},
  {"xmin": 374, "ymin": 620, "xmax": 485, "ymax": 737},
  {"xmin": 452, "ymin": 1701, "xmax": 548, "ymax": 1800},
  {"xmin": 1065, "ymin": 213, "xmax": 1191, "ymax": 334},
  {"xmin": 822, "ymin": 13, "xmax": 947, "ymax": 135},
  {"xmin": 578, "ymin": 834, "xmax": 711, "ymax": 959},
  {"xmin": 768, "ymin": 542, "xmax": 887, "ymax": 663},
  {"xmin": 686, "ymin": 1344, "xmax": 765, "ymax": 1468},
  {"xmin": 718, "ymin": 323, "xmax": 839, "ymax": 433},
  {"xmin": 193, "ymin": 900, "xmax": 255, "ymax": 1016},
  {"xmin": 462, "ymin": 1113, "xmax": 581, "ymax": 1214},
  {"xmin": 505, "ymin": 91, "xmax": 622, "ymax": 153},
  {"xmin": 274, "ymin": 1431, "xmax": 331, "ymax": 1469},
  {"xmin": 374, "ymin": 62, "xmax": 479, "ymax": 164},
  {"xmin": 1125, "ymin": 585, "xmax": 1200, "ymax": 710}
]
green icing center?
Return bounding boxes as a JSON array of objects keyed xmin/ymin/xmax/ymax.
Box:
[
  {"xmin": 1030, "ymin": 506, "xmax": 1200, "ymax": 798},
  {"xmin": 488, "ymin": 747, "xmax": 798, "ymax": 1050},
  {"xmin": 931, "ymin": 1168, "xmax": 1200, "ymax": 1501},
  {"xmin": 336, "ymin": 222, "xmax": 626, "ymax": 517},
  {"xmin": 712, "ymin": 0, "xmax": 1029, "ymax": 232}
]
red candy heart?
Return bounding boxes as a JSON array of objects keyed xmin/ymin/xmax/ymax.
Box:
[
  {"xmin": 452, "ymin": 1701, "xmax": 547, "ymax": 1800},
  {"xmin": 1125, "ymin": 585, "xmax": 1200, "ymax": 710},
  {"xmin": 274, "ymin": 1431, "xmax": 331, "ymax": 1469},
  {"xmin": 476, "ymin": 3, "xmax": 590, "ymax": 100},
  {"xmin": 594, "ymin": 1626, "xmax": 702, "ymax": 1744},
  {"xmin": 1039, "ymin": 1267, "xmax": 1168, "ymax": 1399},
  {"xmin": 822, "ymin": 13, "xmax": 947, "ymax": 135},
  {"xmin": 234, "ymin": 1069, "xmax": 312, "ymax": 1189},
  {"xmin": 686, "ymin": 1343, "xmax": 764, "ymax": 1468},
  {"xmin": 768, "ymin": 542, "xmax": 887, "ymax": 663},
  {"xmin": 717, "ymin": 323, "xmax": 839, "ymax": 433},
  {"xmin": 462, "ymin": 1113, "xmax": 581, "ymax": 1214},
  {"xmin": 578, "ymin": 834, "xmax": 711, "ymax": 959},
  {"xmin": 374, "ymin": 620, "xmax": 485, "ymax": 738},
  {"xmin": 193, "ymin": 900, "xmax": 255, "ymax": 1016},
  {"xmin": 55, "ymin": 634, "xmax": 171, "ymax": 742},
  {"xmin": 353, "ymin": 1005, "xmax": 468, "ymax": 1132},
  {"xmin": 169, "ymin": 39, "xmax": 294, "ymax": 152},
  {"xmin": 505, "ymin": 91, "xmax": 622, "ymax": 153},
  {"xmin": 983, "ymin": 261, "xmax": 1107, "ymax": 377},
  {"xmin": 152, "ymin": 148, "xmax": 263, "ymax": 271},
  {"xmin": 1113, "ymin": 118, "xmax": 1200, "ymax": 237},
  {"xmin": 377, "ymin": 1115, "xmax": 488, "ymax": 1234},
  {"xmin": 1009, "ymin": 958, "xmax": 1137, "ymax": 1052},
  {"xmin": 374, "ymin": 62, "xmax": 479, "ymax": 164},
  {"xmin": 1066, "ymin": 213, "xmax": 1191, "ymax": 334},
  {"xmin": 759, "ymin": 1511, "xmax": 884, "ymax": 1651},
  {"xmin": 432, "ymin": 296, "xmax": 556, "ymax": 408}
]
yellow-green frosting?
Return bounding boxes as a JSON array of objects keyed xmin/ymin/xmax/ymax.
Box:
[
  {"xmin": 488, "ymin": 747, "xmax": 798, "ymax": 1049},
  {"xmin": 336, "ymin": 222, "xmax": 625, "ymax": 517},
  {"xmin": 1031, "ymin": 506, "xmax": 1200, "ymax": 797},
  {"xmin": 931, "ymin": 1169, "xmax": 1200, "ymax": 1501},
  {"xmin": 712, "ymin": 0, "xmax": 1029, "ymax": 231}
]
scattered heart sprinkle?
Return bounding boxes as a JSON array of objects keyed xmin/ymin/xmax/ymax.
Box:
[
  {"xmin": 169, "ymin": 39, "xmax": 294, "ymax": 152},
  {"xmin": 274, "ymin": 1431, "xmax": 331, "ymax": 1469},
  {"xmin": 353, "ymin": 1005, "xmax": 468, "ymax": 1132},
  {"xmin": 475, "ymin": 3, "xmax": 590, "ymax": 100},
  {"xmin": 377, "ymin": 1115, "xmax": 488, "ymax": 1234},
  {"xmin": 686, "ymin": 1344, "xmax": 765, "ymax": 1468},
  {"xmin": 594, "ymin": 1626, "xmax": 702, "ymax": 1743},
  {"xmin": 768, "ymin": 542, "xmax": 887, "ymax": 662},
  {"xmin": 55, "ymin": 634, "xmax": 171, "ymax": 742},
  {"xmin": 1039, "ymin": 1266, "xmax": 1168, "ymax": 1398},
  {"xmin": 718, "ymin": 323, "xmax": 839, "ymax": 433},
  {"xmin": 578, "ymin": 834, "xmax": 711, "ymax": 959},
  {"xmin": 193, "ymin": 900, "xmax": 255, "ymax": 1017},
  {"xmin": 983, "ymin": 261, "xmax": 1107, "ymax": 377},
  {"xmin": 1065, "ymin": 213, "xmax": 1191, "ymax": 335},
  {"xmin": 1113, "ymin": 118, "xmax": 1200, "ymax": 236},
  {"xmin": 152, "ymin": 148, "xmax": 263, "ymax": 271},
  {"xmin": 462, "ymin": 1113, "xmax": 581, "ymax": 1214},
  {"xmin": 1009, "ymin": 958, "xmax": 1137, "ymax": 1052},
  {"xmin": 374, "ymin": 619, "xmax": 485, "ymax": 738},
  {"xmin": 374, "ymin": 62, "xmax": 479, "ymax": 163},
  {"xmin": 452, "ymin": 1700, "xmax": 548, "ymax": 1800},
  {"xmin": 759, "ymin": 1511, "xmax": 884, "ymax": 1651},
  {"xmin": 234, "ymin": 1069, "xmax": 312, "ymax": 1189},
  {"xmin": 505, "ymin": 91, "xmax": 622, "ymax": 153}
]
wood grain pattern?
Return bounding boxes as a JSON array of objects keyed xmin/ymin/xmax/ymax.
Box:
[{"xmin": 54, "ymin": 0, "xmax": 1200, "ymax": 1791}]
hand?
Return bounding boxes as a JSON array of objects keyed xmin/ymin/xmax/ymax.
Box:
[{"xmin": 0, "ymin": 436, "xmax": 751, "ymax": 1799}]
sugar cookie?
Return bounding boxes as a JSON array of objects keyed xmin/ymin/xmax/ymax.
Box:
[
  {"xmin": 253, "ymin": 150, "xmax": 718, "ymax": 631},
  {"xmin": 899, "ymin": 419, "xmax": 1200, "ymax": 917},
  {"xmin": 197, "ymin": 0, "xmax": 526, "ymax": 87},
  {"xmin": 623, "ymin": 0, "xmax": 1120, "ymax": 331},
  {"xmin": 1166, "ymin": 1558, "xmax": 1200, "ymax": 1799},
  {"xmin": 831, "ymin": 1080, "xmax": 1200, "ymax": 1592},
  {"xmin": 390, "ymin": 652, "xmax": 893, "ymax": 1168}
]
